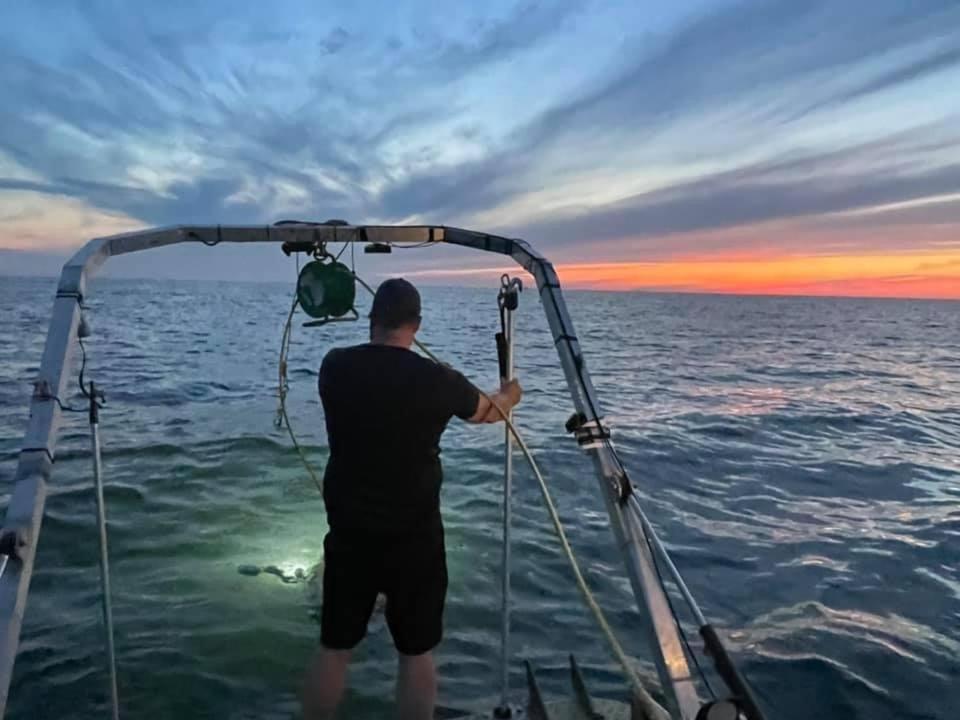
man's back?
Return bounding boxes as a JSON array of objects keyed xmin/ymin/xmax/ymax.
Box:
[
  {"xmin": 304, "ymin": 279, "xmax": 522, "ymax": 720},
  {"xmin": 318, "ymin": 343, "xmax": 478, "ymax": 535}
]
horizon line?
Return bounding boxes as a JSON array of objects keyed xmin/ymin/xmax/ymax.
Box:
[{"xmin": 3, "ymin": 271, "xmax": 958, "ymax": 304}]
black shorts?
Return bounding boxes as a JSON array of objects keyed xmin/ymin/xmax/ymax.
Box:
[{"xmin": 320, "ymin": 529, "xmax": 447, "ymax": 656}]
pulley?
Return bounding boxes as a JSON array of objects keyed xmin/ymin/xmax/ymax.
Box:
[{"xmin": 496, "ymin": 274, "xmax": 523, "ymax": 381}]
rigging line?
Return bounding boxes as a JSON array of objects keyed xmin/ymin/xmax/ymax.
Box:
[
  {"xmin": 276, "ymin": 294, "xmax": 323, "ymax": 494},
  {"xmin": 628, "ymin": 494, "xmax": 706, "ymax": 626},
  {"xmin": 79, "ymin": 336, "xmax": 89, "ymax": 398},
  {"xmin": 77, "ymin": 336, "xmax": 103, "ymax": 407},
  {"xmin": 633, "ymin": 502, "xmax": 716, "ymax": 700},
  {"xmin": 40, "ymin": 393, "xmax": 85, "ymax": 414},
  {"xmin": 350, "ymin": 272, "xmax": 669, "ymax": 719},
  {"xmin": 629, "ymin": 500, "xmax": 769, "ymax": 718}
]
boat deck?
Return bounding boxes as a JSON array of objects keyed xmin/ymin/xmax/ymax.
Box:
[{"xmin": 453, "ymin": 698, "xmax": 635, "ymax": 719}]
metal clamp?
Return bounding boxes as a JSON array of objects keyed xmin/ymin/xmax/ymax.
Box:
[
  {"xmin": 0, "ymin": 529, "xmax": 28, "ymax": 581},
  {"xmin": 499, "ymin": 273, "xmax": 523, "ymax": 312},
  {"xmin": 564, "ymin": 412, "xmax": 611, "ymax": 446}
]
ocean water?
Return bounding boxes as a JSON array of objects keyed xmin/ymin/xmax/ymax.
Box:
[{"xmin": 0, "ymin": 275, "xmax": 958, "ymax": 720}]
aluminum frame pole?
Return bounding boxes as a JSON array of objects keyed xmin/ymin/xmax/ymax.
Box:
[
  {"xmin": 497, "ymin": 297, "xmax": 516, "ymax": 714},
  {"xmin": 89, "ymin": 385, "xmax": 120, "ymax": 720}
]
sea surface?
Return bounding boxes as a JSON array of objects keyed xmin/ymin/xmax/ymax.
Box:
[{"xmin": 0, "ymin": 275, "xmax": 958, "ymax": 720}]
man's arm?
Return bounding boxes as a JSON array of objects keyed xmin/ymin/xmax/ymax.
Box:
[{"xmin": 466, "ymin": 379, "xmax": 523, "ymax": 424}]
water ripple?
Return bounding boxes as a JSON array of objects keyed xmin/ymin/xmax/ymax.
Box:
[{"xmin": 1, "ymin": 278, "xmax": 958, "ymax": 719}]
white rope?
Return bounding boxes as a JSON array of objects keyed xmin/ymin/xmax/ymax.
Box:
[
  {"xmin": 424, "ymin": 345, "xmax": 667, "ymax": 719},
  {"xmin": 276, "ymin": 295, "xmax": 323, "ymax": 493}
]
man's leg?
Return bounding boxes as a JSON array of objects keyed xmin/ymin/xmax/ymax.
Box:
[
  {"xmin": 385, "ymin": 531, "xmax": 447, "ymax": 720},
  {"xmin": 396, "ymin": 651, "xmax": 437, "ymax": 720},
  {"xmin": 306, "ymin": 530, "xmax": 379, "ymax": 719},
  {"xmin": 302, "ymin": 647, "xmax": 352, "ymax": 720}
]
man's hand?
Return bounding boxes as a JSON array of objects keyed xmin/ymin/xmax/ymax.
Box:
[
  {"xmin": 500, "ymin": 378, "xmax": 522, "ymax": 405},
  {"xmin": 467, "ymin": 377, "xmax": 524, "ymax": 424}
]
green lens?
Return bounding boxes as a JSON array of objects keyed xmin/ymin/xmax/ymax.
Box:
[{"xmin": 296, "ymin": 261, "xmax": 356, "ymax": 318}]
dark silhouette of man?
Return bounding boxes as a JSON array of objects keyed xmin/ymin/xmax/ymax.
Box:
[{"xmin": 302, "ymin": 278, "xmax": 522, "ymax": 720}]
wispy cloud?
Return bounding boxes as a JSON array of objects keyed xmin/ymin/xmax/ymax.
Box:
[
  {"xmin": 507, "ymin": 122, "xmax": 960, "ymax": 248},
  {"xmin": 1, "ymin": 0, "xmax": 959, "ymax": 298},
  {"xmin": 382, "ymin": 0, "xmax": 960, "ymax": 228}
]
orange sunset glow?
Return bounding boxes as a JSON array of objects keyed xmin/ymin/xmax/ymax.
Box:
[
  {"xmin": 551, "ymin": 250, "xmax": 960, "ymax": 299},
  {"xmin": 407, "ymin": 249, "xmax": 960, "ymax": 300}
]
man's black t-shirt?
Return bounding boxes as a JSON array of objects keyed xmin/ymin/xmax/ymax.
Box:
[{"xmin": 318, "ymin": 343, "xmax": 480, "ymax": 536}]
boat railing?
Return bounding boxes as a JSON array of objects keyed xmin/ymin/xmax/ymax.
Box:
[{"xmin": 0, "ymin": 223, "xmax": 767, "ymax": 720}]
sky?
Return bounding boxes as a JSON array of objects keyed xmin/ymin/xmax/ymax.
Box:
[{"xmin": 1, "ymin": 0, "xmax": 959, "ymax": 298}]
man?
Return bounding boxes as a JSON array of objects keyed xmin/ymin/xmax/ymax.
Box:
[{"xmin": 303, "ymin": 278, "xmax": 523, "ymax": 720}]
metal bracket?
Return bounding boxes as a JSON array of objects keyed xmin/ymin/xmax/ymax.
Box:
[
  {"xmin": 570, "ymin": 655, "xmax": 604, "ymax": 719},
  {"xmin": 0, "ymin": 528, "xmax": 29, "ymax": 580},
  {"xmin": 31, "ymin": 380, "xmax": 53, "ymax": 402},
  {"xmin": 280, "ymin": 239, "xmax": 321, "ymax": 256},
  {"xmin": 302, "ymin": 307, "xmax": 360, "ymax": 328},
  {"xmin": 565, "ymin": 412, "xmax": 612, "ymax": 447},
  {"xmin": 574, "ymin": 424, "xmax": 612, "ymax": 447},
  {"xmin": 525, "ymin": 661, "xmax": 551, "ymax": 720},
  {"xmin": 499, "ymin": 274, "xmax": 523, "ymax": 310},
  {"xmin": 0, "ymin": 530, "xmax": 26, "ymax": 562}
]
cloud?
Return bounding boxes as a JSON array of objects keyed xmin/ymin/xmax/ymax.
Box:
[
  {"xmin": 0, "ymin": 189, "xmax": 144, "ymax": 251},
  {"xmin": 418, "ymin": 0, "xmax": 586, "ymax": 75},
  {"xmin": 505, "ymin": 123, "xmax": 960, "ymax": 248},
  {"xmin": 789, "ymin": 45, "xmax": 960, "ymax": 120},
  {"xmin": 520, "ymin": 0, "xmax": 960, "ymax": 142},
  {"xmin": 1, "ymin": 0, "xmax": 959, "ymax": 274},
  {"xmin": 913, "ymin": 256, "xmax": 960, "ymax": 273},
  {"xmin": 817, "ymin": 194, "xmax": 960, "ymax": 231},
  {"xmin": 0, "ymin": 0, "xmax": 585, "ymax": 234},
  {"xmin": 318, "ymin": 27, "xmax": 352, "ymax": 56},
  {"xmin": 368, "ymin": 0, "xmax": 960, "ymax": 227}
]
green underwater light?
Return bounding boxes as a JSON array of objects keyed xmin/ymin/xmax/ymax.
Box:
[{"xmin": 296, "ymin": 260, "xmax": 356, "ymax": 320}]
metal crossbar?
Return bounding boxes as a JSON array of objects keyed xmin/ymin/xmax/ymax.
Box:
[{"xmin": 1, "ymin": 223, "xmax": 703, "ymax": 719}]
